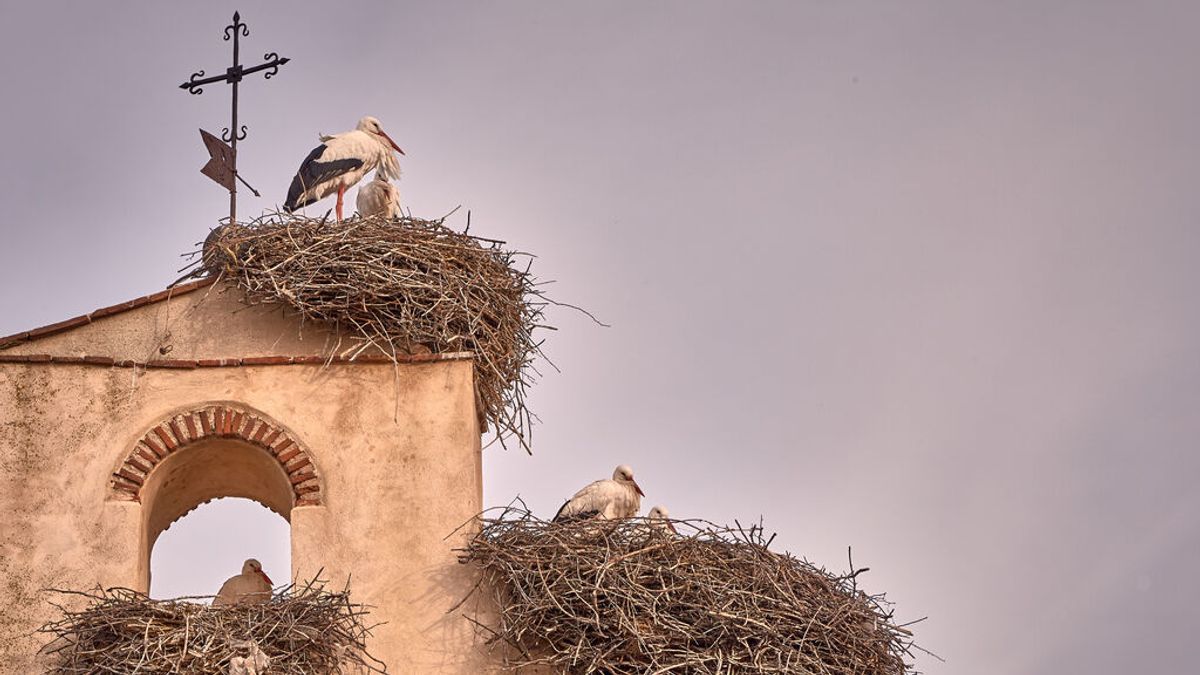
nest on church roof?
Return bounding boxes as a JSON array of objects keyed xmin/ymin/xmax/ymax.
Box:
[
  {"xmin": 38, "ymin": 579, "xmax": 386, "ymax": 674},
  {"xmin": 457, "ymin": 509, "xmax": 920, "ymax": 674},
  {"xmin": 197, "ymin": 212, "xmax": 552, "ymax": 451}
]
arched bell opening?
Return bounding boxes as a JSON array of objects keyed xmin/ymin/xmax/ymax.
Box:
[
  {"xmin": 150, "ymin": 496, "xmax": 291, "ymax": 600},
  {"xmin": 108, "ymin": 404, "xmax": 324, "ymax": 593},
  {"xmin": 137, "ymin": 437, "xmax": 294, "ymax": 592}
]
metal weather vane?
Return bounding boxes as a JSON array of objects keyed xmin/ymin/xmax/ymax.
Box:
[{"xmin": 180, "ymin": 11, "xmax": 289, "ymax": 225}]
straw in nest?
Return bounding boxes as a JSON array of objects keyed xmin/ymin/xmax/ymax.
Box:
[
  {"xmin": 38, "ymin": 579, "xmax": 386, "ymax": 674},
  {"xmin": 457, "ymin": 509, "xmax": 921, "ymax": 674}
]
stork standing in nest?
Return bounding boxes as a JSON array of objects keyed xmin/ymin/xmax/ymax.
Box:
[
  {"xmin": 284, "ymin": 116, "xmax": 404, "ymax": 222},
  {"xmin": 554, "ymin": 464, "xmax": 645, "ymax": 521}
]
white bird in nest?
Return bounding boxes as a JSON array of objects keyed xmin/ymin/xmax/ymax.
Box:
[
  {"xmin": 356, "ymin": 170, "xmax": 402, "ymax": 219},
  {"xmin": 213, "ymin": 558, "xmax": 274, "ymax": 606},
  {"xmin": 553, "ymin": 464, "xmax": 645, "ymax": 521},
  {"xmin": 647, "ymin": 504, "xmax": 679, "ymax": 535},
  {"xmin": 284, "ymin": 116, "xmax": 404, "ymax": 222}
]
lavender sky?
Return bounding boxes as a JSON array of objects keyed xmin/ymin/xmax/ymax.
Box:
[{"xmin": 3, "ymin": 2, "xmax": 1199, "ymax": 673}]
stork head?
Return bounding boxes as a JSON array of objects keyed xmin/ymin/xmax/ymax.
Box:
[
  {"xmin": 242, "ymin": 558, "xmax": 273, "ymax": 586},
  {"xmin": 357, "ymin": 116, "xmax": 405, "ymax": 155},
  {"xmin": 648, "ymin": 505, "xmax": 678, "ymax": 534},
  {"xmin": 613, "ymin": 464, "xmax": 645, "ymax": 497}
]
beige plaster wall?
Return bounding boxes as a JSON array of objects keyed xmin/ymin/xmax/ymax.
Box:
[{"xmin": 0, "ymin": 287, "xmax": 502, "ymax": 673}]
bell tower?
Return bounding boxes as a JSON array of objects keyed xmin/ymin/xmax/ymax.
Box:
[{"xmin": 0, "ymin": 278, "xmax": 492, "ymax": 672}]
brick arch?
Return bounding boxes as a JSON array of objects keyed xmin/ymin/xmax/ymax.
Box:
[{"xmin": 110, "ymin": 405, "xmax": 322, "ymax": 506}]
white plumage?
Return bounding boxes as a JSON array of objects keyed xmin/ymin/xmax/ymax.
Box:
[
  {"xmin": 227, "ymin": 640, "xmax": 271, "ymax": 675},
  {"xmin": 553, "ymin": 464, "xmax": 645, "ymax": 521},
  {"xmin": 356, "ymin": 171, "xmax": 402, "ymax": 219},
  {"xmin": 284, "ymin": 116, "xmax": 404, "ymax": 222},
  {"xmin": 648, "ymin": 505, "xmax": 678, "ymax": 535},
  {"xmin": 212, "ymin": 559, "xmax": 274, "ymax": 607}
]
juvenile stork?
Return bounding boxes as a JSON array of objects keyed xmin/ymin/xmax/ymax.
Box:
[
  {"xmin": 213, "ymin": 559, "xmax": 274, "ymax": 606},
  {"xmin": 648, "ymin": 505, "xmax": 679, "ymax": 535},
  {"xmin": 356, "ymin": 171, "xmax": 402, "ymax": 219},
  {"xmin": 284, "ymin": 116, "xmax": 404, "ymax": 222},
  {"xmin": 553, "ymin": 464, "xmax": 645, "ymax": 521}
]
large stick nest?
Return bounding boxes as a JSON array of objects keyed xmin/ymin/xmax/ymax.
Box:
[
  {"xmin": 38, "ymin": 580, "xmax": 386, "ymax": 673},
  {"xmin": 197, "ymin": 213, "xmax": 551, "ymax": 450},
  {"xmin": 458, "ymin": 510, "xmax": 918, "ymax": 674}
]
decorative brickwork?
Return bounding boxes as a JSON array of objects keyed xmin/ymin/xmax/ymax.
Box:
[{"xmin": 110, "ymin": 405, "xmax": 321, "ymax": 506}]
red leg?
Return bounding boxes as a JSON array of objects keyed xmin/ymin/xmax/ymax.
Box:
[{"xmin": 336, "ymin": 184, "xmax": 345, "ymax": 222}]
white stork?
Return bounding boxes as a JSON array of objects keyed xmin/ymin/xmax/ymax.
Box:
[
  {"xmin": 553, "ymin": 464, "xmax": 645, "ymax": 521},
  {"xmin": 356, "ymin": 171, "xmax": 402, "ymax": 219},
  {"xmin": 647, "ymin": 505, "xmax": 679, "ymax": 535},
  {"xmin": 284, "ymin": 116, "xmax": 404, "ymax": 222},
  {"xmin": 212, "ymin": 558, "xmax": 274, "ymax": 606}
]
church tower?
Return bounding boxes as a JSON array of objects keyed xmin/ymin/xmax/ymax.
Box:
[{"xmin": 0, "ymin": 277, "xmax": 493, "ymax": 672}]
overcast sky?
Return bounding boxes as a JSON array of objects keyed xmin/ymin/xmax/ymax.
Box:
[{"xmin": 3, "ymin": 2, "xmax": 1199, "ymax": 673}]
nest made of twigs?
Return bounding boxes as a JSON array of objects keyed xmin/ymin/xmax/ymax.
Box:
[
  {"xmin": 457, "ymin": 509, "xmax": 918, "ymax": 674},
  {"xmin": 38, "ymin": 580, "xmax": 386, "ymax": 674},
  {"xmin": 196, "ymin": 212, "xmax": 550, "ymax": 450}
]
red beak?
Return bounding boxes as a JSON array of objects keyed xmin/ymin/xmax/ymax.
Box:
[
  {"xmin": 380, "ymin": 130, "xmax": 405, "ymax": 155},
  {"xmin": 259, "ymin": 571, "xmax": 273, "ymax": 586},
  {"xmin": 633, "ymin": 479, "xmax": 645, "ymax": 498}
]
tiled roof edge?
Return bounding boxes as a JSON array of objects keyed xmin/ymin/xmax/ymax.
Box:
[
  {"xmin": 0, "ymin": 277, "xmax": 219, "ymax": 351},
  {"xmin": 0, "ymin": 352, "xmax": 474, "ymax": 368}
]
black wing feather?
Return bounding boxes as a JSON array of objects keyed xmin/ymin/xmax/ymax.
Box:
[
  {"xmin": 552, "ymin": 500, "xmax": 600, "ymax": 523},
  {"xmin": 553, "ymin": 499, "xmax": 570, "ymax": 521},
  {"xmin": 284, "ymin": 144, "xmax": 365, "ymax": 212}
]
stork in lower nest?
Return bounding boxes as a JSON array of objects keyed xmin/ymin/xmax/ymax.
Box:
[
  {"xmin": 213, "ymin": 558, "xmax": 274, "ymax": 606},
  {"xmin": 553, "ymin": 464, "xmax": 645, "ymax": 521}
]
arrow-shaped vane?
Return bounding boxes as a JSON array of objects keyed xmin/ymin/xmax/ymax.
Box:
[
  {"xmin": 199, "ymin": 128, "xmax": 260, "ymax": 196},
  {"xmin": 199, "ymin": 128, "xmax": 235, "ymax": 191}
]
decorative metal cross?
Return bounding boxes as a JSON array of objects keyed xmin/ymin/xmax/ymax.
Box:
[{"xmin": 180, "ymin": 11, "xmax": 289, "ymax": 225}]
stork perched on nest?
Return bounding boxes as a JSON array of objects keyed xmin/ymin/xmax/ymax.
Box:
[
  {"xmin": 213, "ymin": 559, "xmax": 274, "ymax": 606},
  {"xmin": 356, "ymin": 171, "xmax": 402, "ymax": 219},
  {"xmin": 554, "ymin": 464, "xmax": 644, "ymax": 521},
  {"xmin": 284, "ymin": 116, "xmax": 404, "ymax": 222}
]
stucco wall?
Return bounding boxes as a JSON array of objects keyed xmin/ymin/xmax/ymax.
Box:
[{"xmin": 0, "ymin": 285, "xmax": 500, "ymax": 672}]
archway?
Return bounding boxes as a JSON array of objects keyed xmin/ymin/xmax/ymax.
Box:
[
  {"xmin": 107, "ymin": 404, "xmax": 323, "ymax": 591},
  {"xmin": 151, "ymin": 497, "xmax": 290, "ymax": 599}
]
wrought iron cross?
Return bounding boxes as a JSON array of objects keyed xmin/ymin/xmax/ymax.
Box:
[{"xmin": 180, "ymin": 11, "xmax": 289, "ymax": 225}]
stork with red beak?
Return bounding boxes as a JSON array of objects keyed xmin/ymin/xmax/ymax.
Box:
[
  {"xmin": 283, "ymin": 116, "xmax": 404, "ymax": 222},
  {"xmin": 212, "ymin": 558, "xmax": 274, "ymax": 606},
  {"xmin": 553, "ymin": 464, "xmax": 645, "ymax": 521}
]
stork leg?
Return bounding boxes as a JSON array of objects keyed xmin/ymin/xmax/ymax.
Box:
[{"xmin": 336, "ymin": 184, "xmax": 346, "ymax": 222}]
